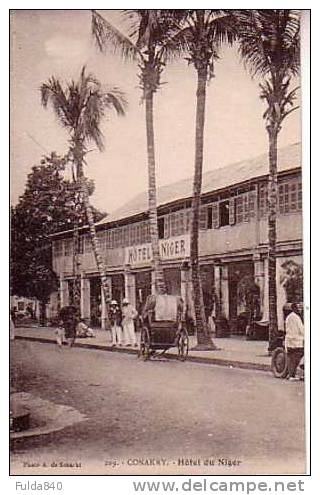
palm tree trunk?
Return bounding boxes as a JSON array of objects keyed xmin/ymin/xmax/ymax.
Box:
[
  {"xmin": 72, "ymin": 218, "xmax": 81, "ymax": 308},
  {"xmin": 267, "ymin": 127, "xmax": 279, "ymax": 350},
  {"xmin": 145, "ymin": 88, "xmax": 166, "ymax": 295},
  {"xmin": 191, "ymin": 67, "xmax": 216, "ymax": 349},
  {"xmin": 74, "ymin": 143, "xmax": 110, "ymax": 326},
  {"xmin": 80, "ymin": 181, "xmax": 111, "ymax": 325}
]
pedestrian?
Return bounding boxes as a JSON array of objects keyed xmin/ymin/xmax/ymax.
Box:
[
  {"xmin": 285, "ymin": 303, "xmax": 304, "ymax": 381},
  {"xmin": 59, "ymin": 305, "xmax": 79, "ymax": 348},
  {"xmin": 10, "ymin": 314, "xmax": 15, "ymax": 341},
  {"xmin": 55, "ymin": 325, "xmax": 65, "ymax": 349},
  {"xmin": 109, "ymin": 300, "xmax": 123, "ymax": 346},
  {"xmin": 122, "ymin": 298, "xmax": 138, "ymax": 347}
]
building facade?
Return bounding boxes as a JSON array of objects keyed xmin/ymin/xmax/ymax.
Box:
[{"xmin": 50, "ymin": 143, "xmax": 303, "ymax": 335}]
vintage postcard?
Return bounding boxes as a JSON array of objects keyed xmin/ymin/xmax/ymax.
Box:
[{"xmin": 10, "ymin": 9, "xmax": 308, "ymax": 477}]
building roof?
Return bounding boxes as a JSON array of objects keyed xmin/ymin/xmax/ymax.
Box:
[{"xmin": 96, "ymin": 142, "xmax": 301, "ymax": 227}]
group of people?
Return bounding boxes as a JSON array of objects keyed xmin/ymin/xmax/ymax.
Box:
[
  {"xmin": 109, "ymin": 299, "xmax": 138, "ymax": 347},
  {"xmin": 54, "ymin": 298, "xmax": 138, "ymax": 349},
  {"xmin": 49, "ymin": 298, "xmax": 305, "ymax": 382},
  {"xmin": 55, "ymin": 305, "xmax": 95, "ymax": 349}
]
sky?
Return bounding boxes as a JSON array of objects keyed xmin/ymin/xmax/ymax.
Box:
[{"xmin": 10, "ymin": 9, "xmax": 301, "ymax": 215}]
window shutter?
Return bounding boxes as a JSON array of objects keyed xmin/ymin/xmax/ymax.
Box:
[
  {"xmin": 199, "ymin": 206, "xmax": 207, "ymax": 230},
  {"xmin": 248, "ymin": 190, "xmax": 257, "ymax": 218},
  {"xmin": 212, "ymin": 203, "xmax": 220, "ymax": 229},
  {"xmin": 229, "ymin": 198, "xmax": 236, "ymax": 225},
  {"xmin": 164, "ymin": 216, "xmax": 169, "ymax": 239}
]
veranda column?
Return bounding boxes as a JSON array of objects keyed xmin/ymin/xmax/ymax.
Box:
[
  {"xmin": 221, "ymin": 265, "xmax": 229, "ymax": 319},
  {"xmin": 254, "ymin": 254, "xmax": 265, "ymax": 318},
  {"xmin": 151, "ymin": 269, "xmax": 156, "ymax": 295},
  {"xmin": 262, "ymin": 257, "xmax": 269, "ymax": 321},
  {"xmin": 59, "ymin": 275, "xmax": 69, "ymax": 307},
  {"xmin": 125, "ymin": 266, "xmax": 136, "ymax": 309},
  {"xmin": 180, "ymin": 261, "xmax": 191, "ymax": 315},
  {"xmin": 214, "ymin": 264, "xmax": 221, "ymax": 317},
  {"xmin": 80, "ymin": 274, "xmax": 91, "ymax": 323}
]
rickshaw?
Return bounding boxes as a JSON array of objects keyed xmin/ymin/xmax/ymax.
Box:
[{"xmin": 139, "ymin": 294, "xmax": 189, "ymax": 361}]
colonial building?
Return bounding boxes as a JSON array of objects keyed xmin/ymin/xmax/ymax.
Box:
[{"xmin": 51, "ymin": 142, "xmax": 303, "ymax": 335}]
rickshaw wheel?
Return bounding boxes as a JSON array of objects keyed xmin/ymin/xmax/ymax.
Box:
[
  {"xmin": 177, "ymin": 328, "xmax": 189, "ymax": 361},
  {"xmin": 140, "ymin": 326, "xmax": 151, "ymax": 361},
  {"xmin": 271, "ymin": 347, "xmax": 289, "ymax": 378}
]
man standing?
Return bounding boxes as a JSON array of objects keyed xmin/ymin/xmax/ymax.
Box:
[
  {"xmin": 109, "ymin": 300, "xmax": 123, "ymax": 346},
  {"xmin": 285, "ymin": 303, "xmax": 304, "ymax": 381},
  {"xmin": 122, "ymin": 298, "xmax": 138, "ymax": 347}
]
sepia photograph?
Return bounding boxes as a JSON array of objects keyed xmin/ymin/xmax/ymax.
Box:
[{"xmin": 10, "ymin": 8, "xmax": 308, "ymax": 476}]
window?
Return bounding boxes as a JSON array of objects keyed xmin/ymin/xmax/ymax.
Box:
[
  {"xmin": 79, "ymin": 236, "xmax": 84, "ymax": 254},
  {"xmin": 185, "ymin": 209, "xmax": 192, "ymax": 232},
  {"xmin": 18, "ymin": 301, "xmax": 24, "ymax": 311},
  {"xmin": 278, "ymin": 179, "xmax": 302, "ymax": 214},
  {"xmin": 105, "ymin": 230, "xmax": 112, "ymax": 249},
  {"xmin": 84, "ymin": 235, "xmax": 92, "ymax": 253},
  {"xmin": 259, "ymin": 184, "xmax": 268, "ymax": 218},
  {"xmin": 158, "ymin": 217, "xmax": 165, "ymax": 239},
  {"xmin": 64, "ymin": 239, "xmax": 73, "ymax": 256},
  {"xmin": 207, "ymin": 206, "xmax": 213, "ymax": 229},
  {"xmin": 199, "ymin": 206, "xmax": 208, "ymax": 230},
  {"xmin": 142, "ymin": 221, "xmax": 150, "ymax": 243},
  {"xmin": 97, "ymin": 232, "xmax": 105, "ymax": 251},
  {"xmin": 169, "ymin": 211, "xmax": 185, "ymax": 236},
  {"xmin": 298, "ymin": 182, "xmax": 302, "ymax": 210},
  {"xmin": 236, "ymin": 191, "xmax": 256, "ymax": 223},
  {"xmin": 219, "ymin": 200, "xmax": 230, "ymax": 227},
  {"xmin": 53, "ymin": 240, "xmax": 63, "ymax": 257},
  {"xmin": 123, "ymin": 226, "xmax": 129, "ymax": 247},
  {"xmin": 129, "ymin": 224, "xmax": 138, "ymax": 245}
]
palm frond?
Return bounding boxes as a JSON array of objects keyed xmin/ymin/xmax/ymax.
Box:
[
  {"xmin": 161, "ymin": 25, "xmax": 194, "ymax": 62},
  {"xmin": 91, "ymin": 10, "xmax": 142, "ymax": 61},
  {"xmin": 41, "ymin": 67, "xmax": 128, "ymax": 154},
  {"xmin": 104, "ymin": 88, "xmax": 127, "ymax": 116},
  {"xmin": 206, "ymin": 11, "xmax": 238, "ymax": 49},
  {"xmin": 236, "ymin": 9, "xmax": 300, "ymax": 78},
  {"xmin": 40, "ymin": 78, "xmax": 74, "ymax": 128}
]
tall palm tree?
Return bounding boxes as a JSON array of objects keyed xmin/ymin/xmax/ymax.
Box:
[
  {"xmin": 236, "ymin": 10, "xmax": 300, "ymax": 350},
  {"xmin": 40, "ymin": 66, "xmax": 127, "ymax": 312},
  {"xmin": 164, "ymin": 10, "xmax": 236, "ymax": 349},
  {"xmin": 92, "ymin": 10, "xmax": 184, "ymax": 295}
]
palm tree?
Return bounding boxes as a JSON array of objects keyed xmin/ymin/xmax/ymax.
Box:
[
  {"xmin": 40, "ymin": 66, "xmax": 127, "ymax": 312},
  {"xmin": 236, "ymin": 10, "xmax": 300, "ymax": 350},
  {"xmin": 92, "ymin": 10, "xmax": 184, "ymax": 295},
  {"xmin": 164, "ymin": 10, "xmax": 236, "ymax": 349}
]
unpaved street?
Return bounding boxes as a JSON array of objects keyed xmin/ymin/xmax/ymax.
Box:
[{"xmin": 10, "ymin": 340, "xmax": 305, "ymax": 475}]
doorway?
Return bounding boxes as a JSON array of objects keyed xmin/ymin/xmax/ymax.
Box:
[{"xmin": 228, "ymin": 261, "xmax": 255, "ymax": 335}]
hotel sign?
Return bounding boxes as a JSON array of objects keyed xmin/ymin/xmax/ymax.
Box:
[{"xmin": 125, "ymin": 235, "xmax": 190, "ymax": 267}]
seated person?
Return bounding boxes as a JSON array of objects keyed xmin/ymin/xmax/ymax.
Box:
[{"xmin": 76, "ymin": 319, "xmax": 95, "ymax": 338}]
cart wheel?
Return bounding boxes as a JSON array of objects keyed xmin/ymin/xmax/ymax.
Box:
[
  {"xmin": 271, "ymin": 347, "xmax": 289, "ymax": 378},
  {"xmin": 177, "ymin": 328, "xmax": 189, "ymax": 361},
  {"xmin": 140, "ymin": 326, "xmax": 151, "ymax": 361}
]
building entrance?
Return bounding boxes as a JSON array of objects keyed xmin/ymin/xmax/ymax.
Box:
[
  {"xmin": 164, "ymin": 268, "xmax": 181, "ymax": 296},
  {"xmin": 228, "ymin": 261, "xmax": 260, "ymax": 335},
  {"xmin": 135, "ymin": 271, "xmax": 151, "ymax": 314},
  {"xmin": 111, "ymin": 273, "xmax": 125, "ymax": 305},
  {"xmin": 200, "ymin": 264, "xmax": 215, "ymax": 320}
]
